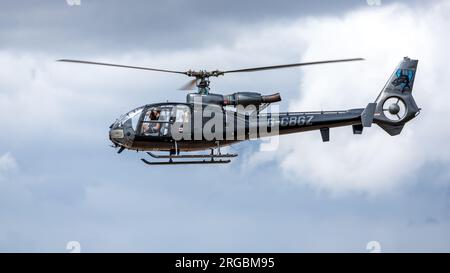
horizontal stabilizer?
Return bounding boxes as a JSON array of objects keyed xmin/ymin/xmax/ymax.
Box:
[{"xmin": 361, "ymin": 103, "xmax": 377, "ymax": 127}]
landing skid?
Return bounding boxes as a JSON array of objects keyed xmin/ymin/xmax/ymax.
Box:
[
  {"xmin": 141, "ymin": 145, "xmax": 238, "ymax": 165},
  {"xmin": 146, "ymin": 152, "xmax": 237, "ymax": 159},
  {"xmin": 141, "ymin": 158, "xmax": 232, "ymax": 165}
]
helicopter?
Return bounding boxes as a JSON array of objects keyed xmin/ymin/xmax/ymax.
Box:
[{"xmin": 58, "ymin": 56, "xmax": 420, "ymax": 165}]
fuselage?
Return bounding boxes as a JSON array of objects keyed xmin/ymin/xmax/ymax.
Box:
[{"xmin": 109, "ymin": 102, "xmax": 365, "ymax": 152}]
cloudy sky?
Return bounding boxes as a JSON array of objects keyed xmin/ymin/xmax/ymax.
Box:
[{"xmin": 1, "ymin": 0, "xmax": 450, "ymax": 252}]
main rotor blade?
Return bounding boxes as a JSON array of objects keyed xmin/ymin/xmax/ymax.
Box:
[
  {"xmin": 57, "ymin": 59, "xmax": 188, "ymax": 75},
  {"xmin": 222, "ymin": 58, "xmax": 364, "ymax": 74}
]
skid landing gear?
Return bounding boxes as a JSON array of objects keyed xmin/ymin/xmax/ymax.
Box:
[{"xmin": 141, "ymin": 143, "xmax": 237, "ymax": 165}]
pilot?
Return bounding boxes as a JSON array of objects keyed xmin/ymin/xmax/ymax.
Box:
[{"xmin": 142, "ymin": 108, "xmax": 161, "ymax": 134}]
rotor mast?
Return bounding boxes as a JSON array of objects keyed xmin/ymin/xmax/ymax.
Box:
[{"xmin": 197, "ymin": 77, "xmax": 209, "ymax": 94}]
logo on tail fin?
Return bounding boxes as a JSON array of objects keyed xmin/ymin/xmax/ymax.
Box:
[{"xmin": 391, "ymin": 69, "xmax": 414, "ymax": 92}]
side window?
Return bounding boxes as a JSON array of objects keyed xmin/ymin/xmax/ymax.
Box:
[
  {"xmin": 159, "ymin": 107, "xmax": 173, "ymax": 136},
  {"xmin": 173, "ymin": 105, "xmax": 191, "ymax": 134},
  {"xmin": 130, "ymin": 110, "xmax": 142, "ymax": 131},
  {"xmin": 175, "ymin": 105, "xmax": 190, "ymax": 123},
  {"xmin": 159, "ymin": 107, "xmax": 172, "ymax": 122},
  {"xmin": 140, "ymin": 106, "xmax": 173, "ymax": 136}
]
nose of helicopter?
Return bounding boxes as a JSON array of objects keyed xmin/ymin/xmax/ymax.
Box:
[
  {"xmin": 109, "ymin": 123, "xmax": 125, "ymax": 145},
  {"xmin": 109, "ymin": 119, "xmax": 135, "ymax": 148},
  {"xmin": 109, "ymin": 122, "xmax": 123, "ymax": 137}
]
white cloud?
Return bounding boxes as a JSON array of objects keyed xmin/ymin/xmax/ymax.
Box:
[
  {"xmin": 247, "ymin": 1, "xmax": 450, "ymax": 195},
  {"xmin": 0, "ymin": 153, "xmax": 17, "ymax": 179}
]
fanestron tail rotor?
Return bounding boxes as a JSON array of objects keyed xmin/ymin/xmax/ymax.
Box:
[{"xmin": 382, "ymin": 97, "xmax": 407, "ymax": 122}]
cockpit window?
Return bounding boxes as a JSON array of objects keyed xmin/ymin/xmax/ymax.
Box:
[{"xmin": 115, "ymin": 106, "xmax": 144, "ymax": 131}]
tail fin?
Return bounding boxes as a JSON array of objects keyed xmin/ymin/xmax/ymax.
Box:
[{"xmin": 373, "ymin": 57, "xmax": 420, "ymax": 136}]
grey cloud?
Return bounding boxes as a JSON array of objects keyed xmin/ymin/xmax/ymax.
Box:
[
  {"xmin": 0, "ymin": 0, "xmax": 430, "ymax": 54},
  {"xmin": 2, "ymin": 156, "xmax": 450, "ymax": 252}
]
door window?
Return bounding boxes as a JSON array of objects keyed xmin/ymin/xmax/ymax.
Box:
[{"xmin": 140, "ymin": 105, "xmax": 173, "ymax": 136}]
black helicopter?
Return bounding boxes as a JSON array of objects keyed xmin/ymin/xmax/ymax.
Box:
[{"xmin": 58, "ymin": 56, "xmax": 420, "ymax": 165}]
